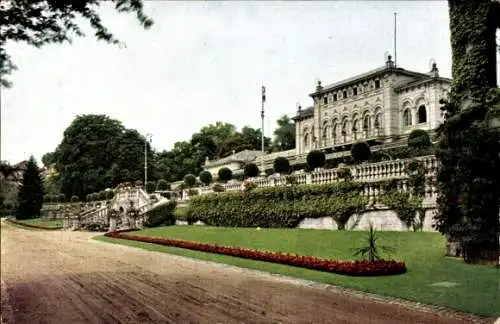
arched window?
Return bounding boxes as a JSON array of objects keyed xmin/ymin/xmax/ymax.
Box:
[
  {"xmin": 403, "ymin": 109, "xmax": 412, "ymax": 126},
  {"xmin": 341, "ymin": 119, "xmax": 349, "ymax": 142},
  {"xmin": 304, "ymin": 133, "xmax": 310, "ymax": 150},
  {"xmin": 352, "ymin": 119, "xmax": 359, "ymax": 140},
  {"xmin": 363, "ymin": 115, "xmax": 370, "ymax": 130},
  {"xmin": 418, "ymin": 105, "xmax": 427, "ymax": 123}
]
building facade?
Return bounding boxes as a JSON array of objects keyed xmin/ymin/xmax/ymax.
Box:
[{"xmin": 293, "ymin": 56, "xmax": 451, "ymax": 155}]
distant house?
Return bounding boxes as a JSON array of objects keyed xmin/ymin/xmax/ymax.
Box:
[{"xmin": 203, "ymin": 150, "xmax": 265, "ymax": 178}]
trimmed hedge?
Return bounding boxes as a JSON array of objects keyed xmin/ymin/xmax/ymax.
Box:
[
  {"xmin": 105, "ymin": 232, "xmax": 407, "ymax": 276},
  {"xmin": 186, "ymin": 182, "xmax": 368, "ymax": 228},
  {"xmin": 143, "ymin": 201, "xmax": 177, "ymax": 228}
]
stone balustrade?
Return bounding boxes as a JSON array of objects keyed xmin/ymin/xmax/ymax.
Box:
[{"xmin": 182, "ymin": 155, "xmax": 439, "ymax": 205}]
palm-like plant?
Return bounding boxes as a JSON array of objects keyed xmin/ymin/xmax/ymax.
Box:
[{"xmin": 353, "ymin": 224, "xmax": 395, "ymax": 262}]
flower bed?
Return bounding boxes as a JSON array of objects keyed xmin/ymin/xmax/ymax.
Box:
[{"xmin": 105, "ymin": 231, "xmax": 407, "ymax": 277}]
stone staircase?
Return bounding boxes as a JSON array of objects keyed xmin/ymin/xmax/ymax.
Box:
[{"xmin": 62, "ymin": 185, "xmax": 170, "ymax": 232}]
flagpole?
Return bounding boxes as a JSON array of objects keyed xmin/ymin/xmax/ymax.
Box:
[{"xmin": 261, "ymin": 86, "xmax": 266, "ymax": 176}]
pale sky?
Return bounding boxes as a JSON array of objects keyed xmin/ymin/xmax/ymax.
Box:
[{"xmin": 1, "ymin": 1, "xmax": 497, "ymax": 165}]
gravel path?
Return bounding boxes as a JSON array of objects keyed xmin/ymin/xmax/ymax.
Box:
[{"xmin": 0, "ymin": 221, "xmax": 495, "ymax": 324}]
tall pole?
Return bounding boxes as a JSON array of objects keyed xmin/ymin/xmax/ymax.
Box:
[
  {"xmin": 144, "ymin": 133, "xmax": 152, "ymax": 190},
  {"xmin": 261, "ymin": 85, "xmax": 266, "ymax": 176},
  {"xmin": 394, "ymin": 12, "xmax": 397, "ymax": 67}
]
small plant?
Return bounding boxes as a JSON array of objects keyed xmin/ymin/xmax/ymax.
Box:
[
  {"xmin": 353, "ymin": 224, "xmax": 395, "ymax": 262},
  {"xmin": 98, "ymin": 191, "xmax": 107, "ymax": 201},
  {"xmin": 306, "ymin": 150, "xmax": 326, "ymax": 170},
  {"xmin": 199, "ymin": 170, "xmax": 213, "ymax": 186},
  {"xmin": 146, "ymin": 181, "xmax": 156, "ymax": 193},
  {"xmin": 407, "ymin": 129, "xmax": 431, "ymax": 148},
  {"xmin": 156, "ymin": 179, "xmax": 170, "ymax": 191},
  {"xmin": 212, "ymin": 183, "xmax": 226, "ymax": 192},
  {"xmin": 273, "ymin": 157, "xmax": 290, "ymax": 174},
  {"xmin": 350, "ymin": 142, "xmax": 371, "ymax": 164},
  {"xmin": 244, "ymin": 163, "xmax": 260, "ymax": 178},
  {"xmin": 243, "ymin": 180, "xmax": 257, "ymax": 192},
  {"xmin": 183, "ymin": 174, "xmax": 196, "ymax": 187},
  {"xmin": 70, "ymin": 195, "xmax": 79, "ymax": 203},
  {"xmin": 218, "ymin": 167, "xmax": 233, "ymax": 183}
]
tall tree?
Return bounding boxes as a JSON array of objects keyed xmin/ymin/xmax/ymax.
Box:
[
  {"xmin": 1, "ymin": 0, "xmax": 153, "ymax": 87},
  {"xmin": 435, "ymin": 0, "xmax": 500, "ymax": 263},
  {"xmin": 55, "ymin": 114, "xmax": 153, "ymax": 199},
  {"xmin": 16, "ymin": 156, "xmax": 44, "ymax": 219},
  {"xmin": 272, "ymin": 115, "xmax": 296, "ymax": 151}
]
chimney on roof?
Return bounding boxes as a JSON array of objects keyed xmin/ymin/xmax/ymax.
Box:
[
  {"xmin": 296, "ymin": 102, "xmax": 302, "ymax": 114},
  {"xmin": 315, "ymin": 79, "xmax": 323, "ymax": 92}
]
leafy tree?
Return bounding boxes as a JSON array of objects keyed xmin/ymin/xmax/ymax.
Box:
[
  {"xmin": 435, "ymin": 0, "xmax": 500, "ymax": 263},
  {"xmin": 218, "ymin": 126, "xmax": 270, "ymax": 158},
  {"xmin": 272, "ymin": 115, "xmax": 296, "ymax": 151},
  {"xmin": 199, "ymin": 171, "xmax": 212, "ymax": 186},
  {"xmin": 306, "ymin": 150, "xmax": 326, "ymax": 171},
  {"xmin": 243, "ymin": 163, "xmax": 260, "ymax": 178},
  {"xmin": 183, "ymin": 174, "xmax": 196, "ymax": 187},
  {"xmin": 54, "ymin": 114, "xmax": 153, "ymax": 200},
  {"xmin": 218, "ymin": 167, "xmax": 233, "ymax": 183},
  {"xmin": 1, "ymin": 0, "xmax": 153, "ymax": 87},
  {"xmin": 41, "ymin": 152, "xmax": 57, "ymax": 167},
  {"xmin": 16, "ymin": 156, "xmax": 44, "ymax": 219},
  {"xmin": 156, "ymin": 179, "xmax": 170, "ymax": 191},
  {"xmin": 350, "ymin": 142, "xmax": 371, "ymax": 164},
  {"xmin": 407, "ymin": 130, "xmax": 431, "ymax": 148},
  {"xmin": 273, "ymin": 157, "xmax": 290, "ymax": 174}
]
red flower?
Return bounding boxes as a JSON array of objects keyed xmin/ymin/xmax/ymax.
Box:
[{"xmin": 104, "ymin": 232, "xmax": 407, "ymax": 276}]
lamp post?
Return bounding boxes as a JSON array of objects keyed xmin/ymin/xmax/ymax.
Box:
[
  {"xmin": 144, "ymin": 133, "xmax": 153, "ymax": 190},
  {"xmin": 261, "ymin": 85, "xmax": 266, "ymax": 176}
]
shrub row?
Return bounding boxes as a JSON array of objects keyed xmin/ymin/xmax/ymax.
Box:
[
  {"xmin": 142, "ymin": 201, "xmax": 177, "ymax": 228},
  {"xmin": 104, "ymin": 232, "xmax": 407, "ymax": 276},
  {"xmin": 186, "ymin": 182, "xmax": 368, "ymax": 229}
]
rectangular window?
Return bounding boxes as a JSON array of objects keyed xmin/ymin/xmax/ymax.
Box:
[
  {"xmin": 353, "ymin": 87, "xmax": 358, "ymax": 96},
  {"xmin": 333, "ymin": 94, "xmax": 337, "ymax": 101},
  {"xmin": 343, "ymin": 91, "xmax": 347, "ymax": 99},
  {"xmin": 323, "ymin": 96, "xmax": 328, "ymax": 105},
  {"xmin": 375, "ymin": 80, "xmax": 380, "ymax": 89}
]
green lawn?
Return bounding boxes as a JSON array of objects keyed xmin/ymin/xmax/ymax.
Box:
[
  {"xmin": 96, "ymin": 226, "xmax": 500, "ymax": 317},
  {"xmin": 14, "ymin": 218, "xmax": 63, "ymax": 229}
]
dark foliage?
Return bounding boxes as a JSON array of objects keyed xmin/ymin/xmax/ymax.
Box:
[
  {"xmin": 218, "ymin": 167, "xmax": 233, "ymax": 183},
  {"xmin": 350, "ymin": 142, "xmax": 372, "ymax": 164},
  {"xmin": 306, "ymin": 150, "xmax": 326, "ymax": 170},
  {"xmin": 16, "ymin": 156, "xmax": 44, "ymax": 219},
  {"xmin": 273, "ymin": 157, "xmax": 291, "ymax": 174},
  {"xmin": 243, "ymin": 163, "xmax": 260, "ymax": 178}
]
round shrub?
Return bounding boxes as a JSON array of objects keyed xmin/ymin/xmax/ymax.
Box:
[
  {"xmin": 85, "ymin": 194, "xmax": 91, "ymax": 202},
  {"xmin": 156, "ymin": 179, "xmax": 170, "ymax": 191},
  {"xmin": 199, "ymin": 171, "xmax": 213, "ymax": 185},
  {"xmin": 134, "ymin": 180, "xmax": 143, "ymax": 187},
  {"xmin": 70, "ymin": 195, "xmax": 79, "ymax": 203},
  {"xmin": 273, "ymin": 157, "xmax": 290, "ymax": 174},
  {"xmin": 146, "ymin": 181, "xmax": 156, "ymax": 193},
  {"xmin": 96, "ymin": 191, "xmax": 105, "ymax": 201},
  {"xmin": 106, "ymin": 190, "xmax": 115, "ymax": 200},
  {"xmin": 350, "ymin": 142, "xmax": 372, "ymax": 164},
  {"xmin": 183, "ymin": 174, "xmax": 196, "ymax": 187},
  {"xmin": 306, "ymin": 150, "xmax": 326, "ymax": 170},
  {"xmin": 218, "ymin": 167, "xmax": 233, "ymax": 183},
  {"xmin": 244, "ymin": 163, "xmax": 260, "ymax": 178},
  {"xmin": 407, "ymin": 129, "xmax": 431, "ymax": 148}
]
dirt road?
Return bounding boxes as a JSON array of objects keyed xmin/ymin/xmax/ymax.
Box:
[{"xmin": 0, "ymin": 221, "xmax": 494, "ymax": 324}]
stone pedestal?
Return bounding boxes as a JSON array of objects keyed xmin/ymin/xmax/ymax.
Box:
[{"xmin": 109, "ymin": 217, "xmax": 117, "ymax": 232}]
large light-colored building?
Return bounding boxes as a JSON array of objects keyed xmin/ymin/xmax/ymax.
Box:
[
  {"xmin": 204, "ymin": 56, "xmax": 451, "ymax": 175},
  {"xmin": 293, "ymin": 55, "xmax": 451, "ymax": 155}
]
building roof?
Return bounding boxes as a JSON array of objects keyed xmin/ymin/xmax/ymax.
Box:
[
  {"xmin": 292, "ymin": 106, "xmax": 314, "ymax": 121},
  {"xmin": 394, "ymin": 76, "xmax": 452, "ymax": 93},
  {"xmin": 205, "ymin": 150, "xmax": 265, "ymax": 168},
  {"xmin": 309, "ymin": 63, "xmax": 433, "ymax": 98}
]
